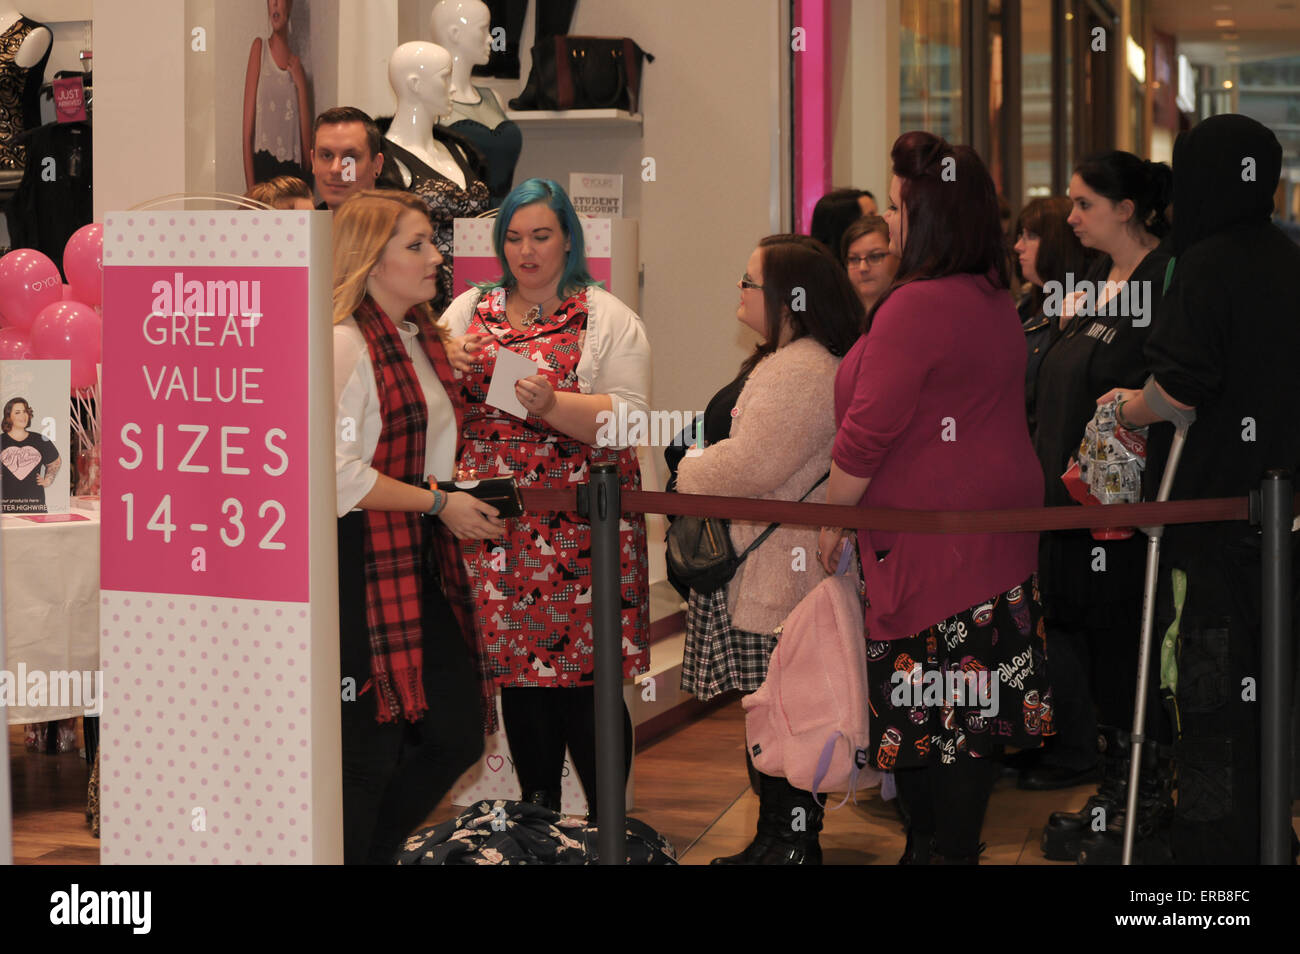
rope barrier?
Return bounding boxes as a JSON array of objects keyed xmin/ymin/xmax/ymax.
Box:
[{"xmin": 522, "ymin": 487, "xmax": 1300, "ymax": 534}]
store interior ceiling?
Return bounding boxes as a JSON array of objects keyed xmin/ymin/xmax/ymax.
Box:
[{"xmin": 1153, "ymin": 0, "xmax": 1300, "ymax": 64}]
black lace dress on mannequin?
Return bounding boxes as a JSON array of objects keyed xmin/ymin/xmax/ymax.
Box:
[
  {"xmin": 377, "ymin": 125, "xmax": 490, "ymax": 311},
  {"xmin": 0, "ymin": 14, "xmax": 52, "ymax": 171}
]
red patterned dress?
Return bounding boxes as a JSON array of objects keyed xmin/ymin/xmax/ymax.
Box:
[{"xmin": 455, "ymin": 287, "xmax": 649, "ymax": 688}]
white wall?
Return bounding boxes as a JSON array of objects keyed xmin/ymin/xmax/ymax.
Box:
[
  {"xmin": 94, "ymin": 0, "xmax": 188, "ymax": 218},
  {"xmin": 539, "ymin": 0, "xmax": 787, "ymax": 427}
]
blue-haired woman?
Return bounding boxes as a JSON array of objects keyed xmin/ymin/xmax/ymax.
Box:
[{"xmin": 441, "ymin": 178, "xmax": 651, "ymax": 817}]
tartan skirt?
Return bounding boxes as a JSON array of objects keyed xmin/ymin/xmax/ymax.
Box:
[{"xmin": 680, "ymin": 587, "xmax": 778, "ymax": 701}]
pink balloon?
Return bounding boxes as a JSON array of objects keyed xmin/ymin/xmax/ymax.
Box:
[
  {"xmin": 62, "ymin": 283, "xmax": 76, "ymax": 300},
  {"xmin": 0, "ymin": 327, "xmax": 33, "ymax": 359},
  {"xmin": 64, "ymin": 223, "xmax": 104, "ymax": 307},
  {"xmin": 30, "ymin": 300, "xmax": 102, "ymax": 390},
  {"xmin": 0, "ymin": 249, "xmax": 63, "ymax": 330}
]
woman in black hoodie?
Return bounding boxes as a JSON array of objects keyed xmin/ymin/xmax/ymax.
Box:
[{"xmin": 1100, "ymin": 113, "xmax": 1300, "ymax": 865}]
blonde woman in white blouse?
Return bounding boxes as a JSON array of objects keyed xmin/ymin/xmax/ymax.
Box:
[
  {"xmin": 332, "ymin": 190, "xmax": 501, "ymax": 865},
  {"xmin": 441, "ymin": 178, "xmax": 651, "ymax": 819}
]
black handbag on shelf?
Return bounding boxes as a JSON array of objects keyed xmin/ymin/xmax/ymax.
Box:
[
  {"xmin": 509, "ymin": 36, "xmax": 654, "ymax": 113},
  {"xmin": 666, "ymin": 473, "xmax": 829, "ymax": 596}
]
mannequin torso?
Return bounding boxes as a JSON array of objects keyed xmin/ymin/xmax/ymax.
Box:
[
  {"xmin": 0, "ymin": 7, "xmax": 51, "ymax": 69},
  {"xmin": 386, "ymin": 117, "xmax": 466, "ymax": 189},
  {"xmin": 0, "ymin": 6, "xmax": 53, "ymax": 171}
]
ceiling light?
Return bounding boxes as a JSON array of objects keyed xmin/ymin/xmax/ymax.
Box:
[
  {"xmin": 1215, "ymin": 18, "xmax": 1236, "ymax": 27},
  {"xmin": 1223, "ymin": 79, "xmax": 1234, "ymax": 89}
]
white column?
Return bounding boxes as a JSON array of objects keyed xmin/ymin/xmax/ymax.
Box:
[
  {"xmin": 93, "ymin": 0, "xmax": 189, "ymax": 218},
  {"xmin": 335, "ymin": 0, "xmax": 401, "ymax": 119},
  {"xmin": 839, "ymin": 0, "xmax": 900, "ymax": 200}
]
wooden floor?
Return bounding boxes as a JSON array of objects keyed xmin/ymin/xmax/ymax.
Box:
[{"xmin": 9, "ymin": 706, "xmax": 1298, "ymax": 865}]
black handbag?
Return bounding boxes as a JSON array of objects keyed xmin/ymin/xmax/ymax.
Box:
[
  {"xmin": 666, "ymin": 473, "xmax": 829, "ymax": 595},
  {"xmin": 509, "ymin": 36, "xmax": 653, "ymax": 113}
]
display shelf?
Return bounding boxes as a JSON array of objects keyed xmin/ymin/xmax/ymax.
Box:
[{"xmin": 505, "ymin": 108, "xmax": 643, "ymax": 128}]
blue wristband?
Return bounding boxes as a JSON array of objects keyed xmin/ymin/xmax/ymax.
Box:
[{"xmin": 426, "ymin": 489, "xmax": 446, "ymax": 516}]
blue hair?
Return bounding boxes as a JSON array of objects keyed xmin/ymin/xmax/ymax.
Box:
[{"xmin": 475, "ymin": 178, "xmax": 601, "ymax": 295}]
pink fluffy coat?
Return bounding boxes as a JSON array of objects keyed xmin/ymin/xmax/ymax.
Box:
[{"xmin": 675, "ymin": 337, "xmax": 843, "ymax": 633}]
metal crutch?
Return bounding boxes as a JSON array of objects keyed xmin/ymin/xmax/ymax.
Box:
[{"xmin": 1122, "ymin": 424, "xmax": 1189, "ymax": 865}]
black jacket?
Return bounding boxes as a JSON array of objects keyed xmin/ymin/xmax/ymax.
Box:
[{"xmin": 1144, "ymin": 114, "xmax": 1300, "ymax": 552}]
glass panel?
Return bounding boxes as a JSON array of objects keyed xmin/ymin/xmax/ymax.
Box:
[
  {"xmin": 900, "ymin": 0, "xmax": 963, "ymax": 140},
  {"xmin": 1233, "ymin": 56, "xmax": 1300, "ymax": 223},
  {"xmin": 1022, "ymin": 0, "xmax": 1053, "ymax": 199}
]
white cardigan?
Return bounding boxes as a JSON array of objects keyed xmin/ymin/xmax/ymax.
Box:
[{"xmin": 440, "ymin": 284, "xmax": 652, "ymax": 444}]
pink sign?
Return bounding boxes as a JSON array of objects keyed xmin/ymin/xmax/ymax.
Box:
[
  {"xmin": 101, "ymin": 263, "xmax": 309, "ymax": 601},
  {"xmin": 53, "ymin": 76, "xmax": 87, "ymax": 123},
  {"xmin": 452, "ymin": 216, "xmax": 614, "ymax": 301}
]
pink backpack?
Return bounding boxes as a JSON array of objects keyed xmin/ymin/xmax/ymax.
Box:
[{"xmin": 743, "ymin": 551, "xmax": 882, "ymax": 804}]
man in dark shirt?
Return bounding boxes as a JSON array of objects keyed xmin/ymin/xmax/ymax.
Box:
[
  {"xmin": 310, "ymin": 107, "xmax": 384, "ymax": 211},
  {"xmin": 1101, "ymin": 114, "xmax": 1300, "ymax": 864}
]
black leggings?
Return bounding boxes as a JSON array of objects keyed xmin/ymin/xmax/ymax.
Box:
[
  {"xmin": 894, "ymin": 757, "xmax": 1001, "ymax": 860},
  {"xmin": 338, "ymin": 514, "xmax": 484, "ymax": 865},
  {"xmin": 500, "ymin": 685, "xmax": 633, "ymax": 817}
]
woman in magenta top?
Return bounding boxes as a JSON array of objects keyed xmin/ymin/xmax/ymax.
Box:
[{"xmin": 818, "ymin": 132, "xmax": 1051, "ymax": 865}]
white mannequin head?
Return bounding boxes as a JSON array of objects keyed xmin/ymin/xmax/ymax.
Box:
[
  {"xmin": 431, "ymin": 0, "xmax": 492, "ymax": 68},
  {"xmin": 387, "ymin": 42, "xmax": 454, "ymax": 122}
]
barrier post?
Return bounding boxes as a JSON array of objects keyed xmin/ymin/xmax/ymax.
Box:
[
  {"xmin": 588, "ymin": 463, "xmax": 627, "ymax": 864},
  {"xmin": 1260, "ymin": 469, "xmax": 1293, "ymax": 864}
]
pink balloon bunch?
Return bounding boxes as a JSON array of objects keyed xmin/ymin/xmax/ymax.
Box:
[{"xmin": 0, "ymin": 224, "xmax": 104, "ymax": 391}]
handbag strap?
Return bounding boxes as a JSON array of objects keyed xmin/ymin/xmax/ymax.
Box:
[{"xmin": 735, "ymin": 470, "xmax": 830, "ymax": 562}]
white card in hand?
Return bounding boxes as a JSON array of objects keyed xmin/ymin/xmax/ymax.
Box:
[{"xmin": 486, "ymin": 345, "xmax": 541, "ymax": 419}]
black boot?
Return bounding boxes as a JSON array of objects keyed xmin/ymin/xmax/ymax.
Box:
[
  {"xmin": 711, "ymin": 772, "xmax": 783, "ymax": 865},
  {"xmin": 930, "ymin": 843, "xmax": 986, "ymax": 864},
  {"xmin": 1041, "ymin": 726, "xmax": 1128, "ymax": 861},
  {"xmin": 1076, "ymin": 742, "xmax": 1175, "ymax": 865},
  {"xmin": 898, "ymin": 828, "xmax": 934, "ymax": 865},
  {"xmin": 756, "ymin": 776, "xmax": 823, "ymax": 865}
]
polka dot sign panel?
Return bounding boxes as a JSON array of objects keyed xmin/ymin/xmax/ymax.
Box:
[
  {"xmin": 99, "ymin": 590, "xmax": 332, "ymax": 864},
  {"xmin": 103, "ymin": 213, "xmax": 314, "ymax": 269}
]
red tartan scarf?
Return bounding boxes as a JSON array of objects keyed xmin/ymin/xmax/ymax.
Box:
[{"xmin": 351, "ymin": 296, "xmax": 461, "ymax": 723}]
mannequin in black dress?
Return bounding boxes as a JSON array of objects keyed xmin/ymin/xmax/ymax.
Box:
[{"xmin": 379, "ymin": 42, "xmax": 490, "ymax": 310}]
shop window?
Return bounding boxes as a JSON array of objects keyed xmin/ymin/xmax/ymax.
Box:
[{"xmin": 901, "ymin": 0, "xmax": 963, "ymax": 140}]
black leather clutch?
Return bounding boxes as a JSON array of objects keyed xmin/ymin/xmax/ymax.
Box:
[{"xmin": 450, "ymin": 476, "xmax": 525, "ymax": 518}]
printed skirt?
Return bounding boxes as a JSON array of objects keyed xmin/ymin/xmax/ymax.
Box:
[
  {"xmin": 867, "ymin": 573, "xmax": 1054, "ymax": 770},
  {"xmin": 680, "ymin": 587, "xmax": 778, "ymax": 702}
]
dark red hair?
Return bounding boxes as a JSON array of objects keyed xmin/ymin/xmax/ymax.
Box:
[{"xmin": 871, "ymin": 131, "xmax": 1008, "ymax": 324}]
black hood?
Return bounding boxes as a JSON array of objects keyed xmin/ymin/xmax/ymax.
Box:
[{"xmin": 1171, "ymin": 114, "xmax": 1281, "ymax": 256}]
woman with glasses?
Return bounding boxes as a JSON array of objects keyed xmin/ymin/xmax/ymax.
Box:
[
  {"xmin": 675, "ymin": 234, "xmax": 864, "ymax": 865},
  {"xmin": 840, "ymin": 214, "xmax": 899, "ymax": 314}
]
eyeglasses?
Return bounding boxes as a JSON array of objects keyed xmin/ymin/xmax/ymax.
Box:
[
  {"xmin": 739, "ymin": 274, "xmax": 764, "ymax": 290},
  {"xmin": 846, "ymin": 251, "xmax": 893, "ymax": 268}
]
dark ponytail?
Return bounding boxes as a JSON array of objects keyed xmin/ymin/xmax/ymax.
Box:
[{"xmin": 1075, "ymin": 151, "xmax": 1172, "ymax": 239}]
